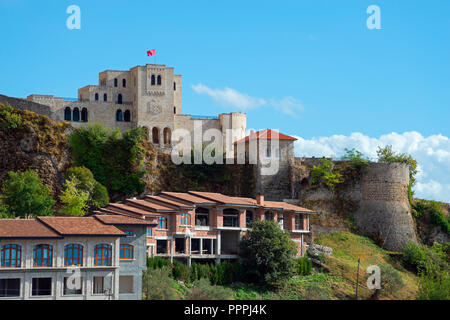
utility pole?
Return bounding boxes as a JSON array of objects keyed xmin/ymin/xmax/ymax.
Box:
[{"xmin": 356, "ymin": 258, "xmax": 360, "ymax": 300}]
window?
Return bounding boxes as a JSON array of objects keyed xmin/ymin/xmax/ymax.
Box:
[
  {"xmin": 94, "ymin": 244, "xmax": 112, "ymax": 266},
  {"xmin": 72, "ymin": 107, "xmax": 80, "ymax": 122},
  {"xmin": 265, "ymin": 211, "xmax": 274, "ymax": 221},
  {"xmin": 124, "ymin": 110, "xmax": 131, "ymax": 122},
  {"xmin": 173, "ymin": 106, "xmax": 176, "ymax": 114},
  {"xmin": 114, "ymin": 78, "xmax": 118, "ymax": 87},
  {"xmin": 157, "ymin": 75, "xmax": 161, "ymax": 85},
  {"xmin": 163, "ymin": 127, "xmax": 171, "ymax": 144},
  {"xmin": 294, "ymin": 214, "xmax": 302, "ymax": 230},
  {"xmin": 64, "ymin": 107, "xmax": 71, "ymax": 121},
  {"xmin": 81, "ymin": 108, "xmax": 88, "ymax": 122},
  {"xmin": 246, "ymin": 211, "xmax": 253, "ymax": 228},
  {"xmin": 93, "ymin": 276, "xmax": 104, "ymax": 294},
  {"xmin": 32, "ymin": 278, "xmax": 52, "ymax": 296},
  {"xmin": 120, "ymin": 244, "xmax": 134, "ymax": 260},
  {"xmin": 33, "ymin": 244, "xmax": 52, "ymax": 267},
  {"xmin": 119, "ymin": 276, "xmax": 134, "ymax": 294},
  {"xmin": 122, "ymin": 79, "xmax": 126, "ymax": 88},
  {"xmin": 266, "ymin": 144, "xmax": 271, "ymax": 158},
  {"xmin": 195, "ymin": 207, "xmax": 209, "ymax": 226},
  {"xmin": 1, "ymin": 244, "xmax": 21, "ymax": 268},
  {"xmin": 125, "ymin": 230, "xmax": 134, "ymax": 237},
  {"xmin": 151, "ymin": 75, "xmax": 155, "ymax": 86},
  {"xmin": 174, "ymin": 82, "xmax": 176, "ymax": 90},
  {"xmin": 95, "ymin": 93, "xmax": 99, "ymax": 101},
  {"xmin": 175, "ymin": 238, "xmax": 185, "ymax": 253},
  {"xmin": 278, "ymin": 213, "xmax": 284, "ymax": 229},
  {"xmin": 223, "ymin": 209, "xmax": 239, "ymax": 227},
  {"xmin": 63, "ymin": 277, "xmax": 82, "ymax": 295},
  {"xmin": 156, "ymin": 240, "xmax": 168, "ymax": 254},
  {"xmin": 0, "ymin": 279, "xmax": 20, "ymax": 297},
  {"xmin": 146, "ymin": 227, "xmax": 152, "ymax": 237},
  {"xmin": 152, "ymin": 127, "xmax": 160, "ymax": 144},
  {"xmin": 180, "ymin": 213, "xmax": 191, "ymax": 226},
  {"xmin": 104, "ymin": 93, "xmax": 107, "ymax": 102},
  {"xmin": 157, "ymin": 216, "xmax": 167, "ymax": 229},
  {"xmin": 116, "ymin": 109, "xmax": 123, "ymax": 121},
  {"xmin": 64, "ymin": 244, "xmax": 83, "ymax": 267},
  {"xmin": 117, "ymin": 93, "xmax": 123, "ymax": 104}
]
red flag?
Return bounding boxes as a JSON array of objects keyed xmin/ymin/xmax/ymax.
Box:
[{"xmin": 147, "ymin": 49, "xmax": 155, "ymax": 56}]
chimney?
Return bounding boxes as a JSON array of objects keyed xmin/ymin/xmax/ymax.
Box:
[{"xmin": 256, "ymin": 194, "xmax": 264, "ymax": 206}]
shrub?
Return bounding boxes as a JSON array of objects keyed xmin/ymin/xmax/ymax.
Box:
[
  {"xmin": 142, "ymin": 266, "xmax": 177, "ymax": 300},
  {"xmin": 185, "ymin": 278, "xmax": 234, "ymax": 300},
  {"xmin": 403, "ymin": 242, "xmax": 447, "ymax": 277},
  {"xmin": 302, "ymin": 282, "xmax": 330, "ymax": 300},
  {"xmin": 0, "ymin": 170, "xmax": 55, "ymax": 218},
  {"xmin": 311, "ymin": 159, "xmax": 344, "ymax": 190},
  {"xmin": 240, "ymin": 220, "xmax": 297, "ymax": 286},
  {"xmin": 0, "ymin": 103, "xmax": 22, "ymax": 130},
  {"xmin": 172, "ymin": 260, "xmax": 189, "ymax": 281},
  {"xmin": 403, "ymin": 242, "xmax": 428, "ymax": 274},
  {"xmin": 340, "ymin": 148, "xmax": 370, "ymax": 170},
  {"xmin": 417, "ymin": 272, "xmax": 450, "ymax": 300},
  {"xmin": 379, "ymin": 264, "xmax": 404, "ymax": 295},
  {"xmin": 295, "ymin": 257, "xmax": 312, "ymax": 276},
  {"xmin": 147, "ymin": 256, "xmax": 170, "ymax": 269}
]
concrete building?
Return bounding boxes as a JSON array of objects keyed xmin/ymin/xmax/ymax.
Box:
[
  {"xmin": 26, "ymin": 64, "xmax": 247, "ymax": 152},
  {"xmin": 0, "ymin": 215, "xmax": 155, "ymax": 300},
  {"xmin": 95, "ymin": 191, "xmax": 316, "ymax": 267}
]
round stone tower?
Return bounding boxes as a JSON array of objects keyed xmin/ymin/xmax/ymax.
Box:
[{"xmin": 355, "ymin": 163, "xmax": 418, "ymax": 251}]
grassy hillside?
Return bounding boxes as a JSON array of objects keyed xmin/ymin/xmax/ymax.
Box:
[{"xmin": 315, "ymin": 232, "xmax": 418, "ymax": 299}]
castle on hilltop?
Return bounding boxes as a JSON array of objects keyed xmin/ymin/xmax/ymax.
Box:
[{"xmin": 26, "ymin": 64, "xmax": 247, "ymax": 151}]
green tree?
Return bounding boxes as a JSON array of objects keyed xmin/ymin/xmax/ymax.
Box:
[
  {"xmin": 311, "ymin": 159, "xmax": 344, "ymax": 190},
  {"xmin": 65, "ymin": 166, "xmax": 109, "ymax": 209},
  {"xmin": 142, "ymin": 266, "xmax": 177, "ymax": 300},
  {"xmin": 59, "ymin": 177, "xmax": 90, "ymax": 216},
  {"xmin": 239, "ymin": 220, "xmax": 297, "ymax": 286},
  {"xmin": 0, "ymin": 170, "xmax": 55, "ymax": 218}
]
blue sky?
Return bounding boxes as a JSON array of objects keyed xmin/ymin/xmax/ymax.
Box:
[{"xmin": 0, "ymin": 0, "xmax": 449, "ymax": 201}]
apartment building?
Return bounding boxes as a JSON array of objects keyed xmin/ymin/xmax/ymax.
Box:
[
  {"xmin": 96, "ymin": 191, "xmax": 316, "ymax": 266},
  {"xmin": 0, "ymin": 215, "xmax": 155, "ymax": 300}
]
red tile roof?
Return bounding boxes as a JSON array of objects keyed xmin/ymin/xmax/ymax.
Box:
[
  {"xmin": 93, "ymin": 214, "xmax": 156, "ymax": 226},
  {"xmin": 145, "ymin": 195, "xmax": 194, "ymax": 209},
  {"xmin": 0, "ymin": 219, "xmax": 61, "ymax": 239},
  {"xmin": 233, "ymin": 129, "xmax": 298, "ymax": 144},
  {"xmin": 38, "ymin": 217, "xmax": 125, "ymax": 236}
]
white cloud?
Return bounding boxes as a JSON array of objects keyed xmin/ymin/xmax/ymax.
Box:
[
  {"xmin": 294, "ymin": 132, "xmax": 450, "ymax": 203},
  {"xmin": 191, "ymin": 84, "xmax": 304, "ymax": 117}
]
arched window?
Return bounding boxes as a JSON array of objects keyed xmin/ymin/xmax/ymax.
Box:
[
  {"xmin": 246, "ymin": 211, "xmax": 254, "ymax": 228},
  {"xmin": 94, "ymin": 244, "xmax": 112, "ymax": 266},
  {"xmin": 157, "ymin": 75, "xmax": 162, "ymax": 85},
  {"xmin": 103, "ymin": 93, "xmax": 107, "ymax": 102},
  {"xmin": 117, "ymin": 94, "xmax": 122, "ymax": 104},
  {"xmin": 173, "ymin": 106, "xmax": 176, "ymax": 114},
  {"xmin": 163, "ymin": 127, "xmax": 171, "ymax": 145},
  {"xmin": 152, "ymin": 127, "xmax": 160, "ymax": 144},
  {"xmin": 151, "ymin": 75, "xmax": 155, "ymax": 86},
  {"xmin": 73, "ymin": 107, "xmax": 80, "ymax": 122},
  {"xmin": 1, "ymin": 244, "xmax": 21, "ymax": 267},
  {"xmin": 124, "ymin": 110, "xmax": 131, "ymax": 122},
  {"xmin": 33, "ymin": 244, "xmax": 53, "ymax": 267},
  {"xmin": 180, "ymin": 213, "xmax": 191, "ymax": 225},
  {"xmin": 223, "ymin": 208, "xmax": 239, "ymax": 227},
  {"xmin": 64, "ymin": 244, "xmax": 83, "ymax": 266},
  {"xmin": 95, "ymin": 93, "xmax": 99, "ymax": 101},
  {"xmin": 173, "ymin": 82, "xmax": 176, "ymax": 91},
  {"xmin": 64, "ymin": 107, "xmax": 71, "ymax": 121},
  {"xmin": 264, "ymin": 211, "xmax": 274, "ymax": 221},
  {"xmin": 122, "ymin": 79, "xmax": 126, "ymax": 88},
  {"xmin": 195, "ymin": 207, "xmax": 209, "ymax": 226},
  {"xmin": 157, "ymin": 216, "xmax": 167, "ymax": 229},
  {"xmin": 120, "ymin": 244, "xmax": 134, "ymax": 260},
  {"xmin": 116, "ymin": 109, "xmax": 123, "ymax": 122},
  {"xmin": 81, "ymin": 108, "xmax": 88, "ymax": 122},
  {"xmin": 114, "ymin": 78, "xmax": 118, "ymax": 87}
]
